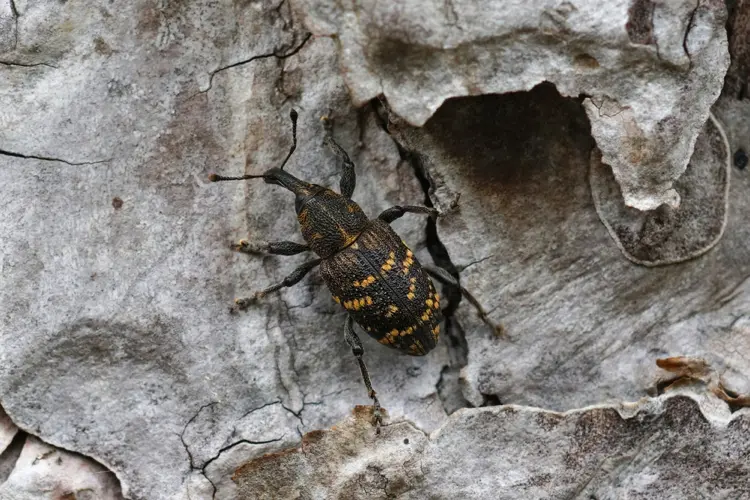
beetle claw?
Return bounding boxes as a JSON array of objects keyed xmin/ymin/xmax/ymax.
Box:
[
  {"xmin": 232, "ymin": 293, "xmax": 263, "ymax": 312},
  {"xmin": 373, "ymin": 410, "xmax": 382, "ymax": 433}
]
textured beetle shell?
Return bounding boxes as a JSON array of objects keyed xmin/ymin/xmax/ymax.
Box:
[
  {"xmin": 297, "ymin": 188, "xmax": 370, "ymax": 259},
  {"xmin": 320, "ymin": 219, "xmax": 442, "ymax": 356}
]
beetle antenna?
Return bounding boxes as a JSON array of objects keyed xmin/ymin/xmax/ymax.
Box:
[
  {"xmin": 208, "ymin": 109, "xmax": 298, "ymax": 182},
  {"xmin": 279, "ymin": 109, "xmax": 298, "ymax": 171},
  {"xmin": 208, "ymin": 173, "xmax": 266, "ymax": 182}
]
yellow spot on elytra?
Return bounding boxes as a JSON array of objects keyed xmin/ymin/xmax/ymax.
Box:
[
  {"xmin": 407, "ymin": 292, "xmax": 416, "ymax": 300},
  {"xmin": 402, "ymin": 254, "xmax": 414, "ymax": 274},
  {"xmin": 381, "ymin": 263, "xmax": 393, "ymax": 272},
  {"xmin": 410, "ymin": 277, "xmax": 417, "ymax": 284},
  {"xmin": 356, "ymin": 275, "xmax": 376, "ymax": 288},
  {"xmin": 421, "ymin": 311, "xmax": 430, "ymax": 322},
  {"xmin": 425, "ymin": 299, "xmax": 434, "ymax": 308},
  {"xmin": 353, "ymin": 280, "xmax": 360, "ymax": 287},
  {"xmin": 312, "ymin": 232, "xmax": 323, "ymax": 240},
  {"xmin": 410, "ymin": 340, "xmax": 425, "ymax": 354},
  {"xmin": 407, "ymin": 326, "xmax": 414, "ymax": 334},
  {"xmin": 333, "ymin": 296, "xmax": 341, "ymax": 304},
  {"xmin": 350, "ymin": 242, "xmax": 359, "ymax": 250},
  {"xmin": 358, "ymin": 297, "xmax": 366, "ymax": 308},
  {"xmin": 365, "ymin": 296, "xmax": 373, "ymax": 305},
  {"xmin": 385, "ymin": 304, "xmax": 398, "ymax": 318},
  {"xmin": 344, "ymin": 300, "xmax": 352, "ymax": 309}
]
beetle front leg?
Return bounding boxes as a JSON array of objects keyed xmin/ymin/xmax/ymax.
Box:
[
  {"xmin": 232, "ymin": 258, "xmax": 321, "ymax": 312},
  {"xmin": 232, "ymin": 239, "xmax": 310, "ymax": 256},
  {"xmin": 423, "ymin": 265, "xmax": 506, "ymax": 338},
  {"xmin": 378, "ymin": 205, "xmax": 440, "ymax": 223},
  {"xmin": 344, "ymin": 315, "xmax": 383, "ymax": 433},
  {"xmin": 321, "ymin": 115, "xmax": 357, "ymax": 199}
]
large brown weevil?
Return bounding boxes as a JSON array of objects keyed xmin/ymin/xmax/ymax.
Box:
[{"xmin": 209, "ymin": 109, "xmax": 501, "ymax": 430}]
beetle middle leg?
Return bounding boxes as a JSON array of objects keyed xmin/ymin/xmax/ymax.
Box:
[
  {"xmin": 423, "ymin": 265, "xmax": 506, "ymax": 338},
  {"xmin": 344, "ymin": 315, "xmax": 383, "ymax": 432},
  {"xmin": 321, "ymin": 115, "xmax": 356, "ymax": 200},
  {"xmin": 378, "ymin": 205, "xmax": 440, "ymax": 223},
  {"xmin": 233, "ymin": 258, "xmax": 321, "ymax": 312},
  {"xmin": 232, "ymin": 239, "xmax": 310, "ymax": 256}
]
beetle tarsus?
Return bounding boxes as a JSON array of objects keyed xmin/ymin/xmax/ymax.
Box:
[
  {"xmin": 232, "ymin": 239, "xmax": 268, "ymax": 254},
  {"xmin": 344, "ymin": 316, "xmax": 384, "ymax": 433},
  {"xmin": 232, "ymin": 295, "xmax": 260, "ymax": 312}
]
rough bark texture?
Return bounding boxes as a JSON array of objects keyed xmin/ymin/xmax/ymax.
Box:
[
  {"xmin": 298, "ymin": 0, "xmax": 730, "ymax": 211},
  {"xmin": 234, "ymin": 394, "xmax": 750, "ymax": 500},
  {"xmin": 0, "ymin": 0, "xmax": 746, "ymax": 499}
]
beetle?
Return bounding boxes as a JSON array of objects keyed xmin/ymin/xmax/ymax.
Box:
[{"xmin": 209, "ymin": 109, "xmax": 502, "ymax": 430}]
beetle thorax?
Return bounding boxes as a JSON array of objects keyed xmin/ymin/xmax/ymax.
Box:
[{"xmin": 296, "ymin": 188, "xmax": 369, "ymax": 258}]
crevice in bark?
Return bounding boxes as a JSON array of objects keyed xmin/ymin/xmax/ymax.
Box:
[
  {"xmin": 372, "ymin": 98, "xmax": 477, "ymax": 414},
  {"xmin": 0, "ymin": 404, "xmax": 124, "ymax": 496},
  {"xmin": 0, "ymin": 429, "xmax": 25, "ymax": 485}
]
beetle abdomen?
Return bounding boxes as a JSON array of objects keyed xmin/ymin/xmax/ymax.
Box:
[{"xmin": 320, "ymin": 219, "xmax": 442, "ymax": 356}]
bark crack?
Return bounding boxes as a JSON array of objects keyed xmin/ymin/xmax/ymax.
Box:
[
  {"xmin": 198, "ymin": 32, "xmax": 311, "ymax": 95},
  {"xmin": 0, "ymin": 60, "xmax": 56, "ymax": 69},
  {"xmin": 179, "ymin": 401, "xmax": 284, "ymax": 499},
  {"xmin": 200, "ymin": 435, "xmax": 284, "ymax": 499},
  {"xmin": 682, "ymin": 0, "xmax": 700, "ymax": 67},
  {"xmin": 0, "ymin": 148, "xmax": 111, "ymax": 166},
  {"xmin": 8, "ymin": 0, "xmax": 18, "ymax": 50}
]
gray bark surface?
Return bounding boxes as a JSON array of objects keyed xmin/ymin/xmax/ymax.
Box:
[{"xmin": 0, "ymin": 0, "xmax": 746, "ymax": 498}]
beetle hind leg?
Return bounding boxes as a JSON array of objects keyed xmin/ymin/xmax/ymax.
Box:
[
  {"xmin": 423, "ymin": 265, "xmax": 506, "ymax": 338},
  {"xmin": 377, "ymin": 205, "xmax": 440, "ymax": 223},
  {"xmin": 344, "ymin": 316, "xmax": 383, "ymax": 432}
]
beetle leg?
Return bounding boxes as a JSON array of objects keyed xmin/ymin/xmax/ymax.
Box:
[
  {"xmin": 232, "ymin": 258, "xmax": 321, "ymax": 313},
  {"xmin": 232, "ymin": 239, "xmax": 310, "ymax": 256},
  {"xmin": 423, "ymin": 265, "xmax": 506, "ymax": 338},
  {"xmin": 344, "ymin": 315, "xmax": 383, "ymax": 433},
  {"xmin": 321, "ymin": 114, "xmax": 357, "ymax": 199},
  {"xmin": 377, "ymin": 205, "xmax": 440, "ymax": 223}
]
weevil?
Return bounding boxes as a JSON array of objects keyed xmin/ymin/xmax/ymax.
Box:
[{"xmin": 209, "ymin": 109, "xmax": 502, "ymax": 430}]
